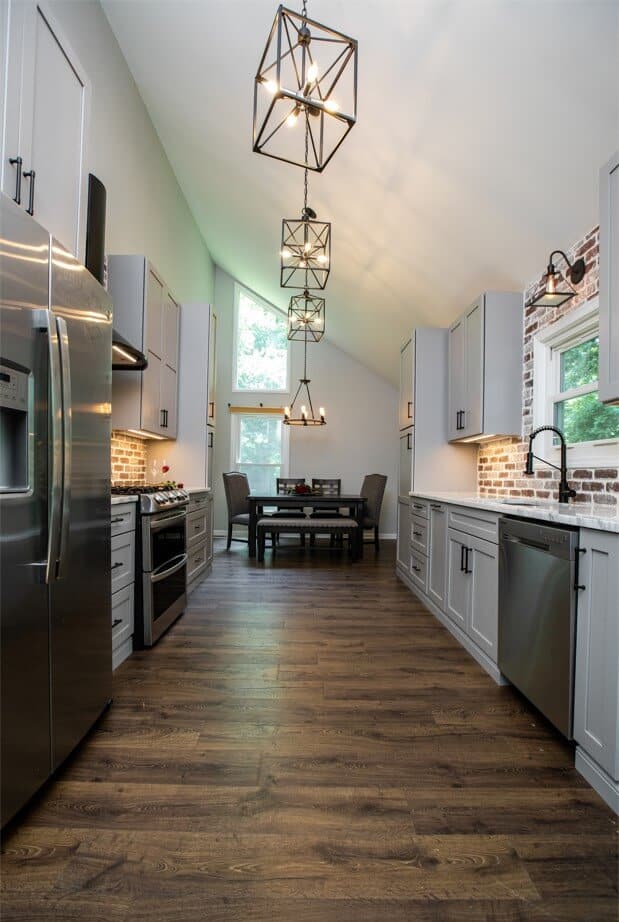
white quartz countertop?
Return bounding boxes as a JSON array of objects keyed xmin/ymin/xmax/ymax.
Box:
[
  {"xmin": 184, "ymin": 487, "xmax": 212, "ymax": 495},
  {"xmin": 111, "ymin": 495, "xmax": 138, "ymax": 505},
  {"xmin": 409, "ymin": 491, "xmax": 619, "ymax": 534}
]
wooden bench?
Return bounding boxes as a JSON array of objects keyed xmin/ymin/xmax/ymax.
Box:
[{"xmin": 257, "ymin": 517, "xmax": 360, "ymax": 562}]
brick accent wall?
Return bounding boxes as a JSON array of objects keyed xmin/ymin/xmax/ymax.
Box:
[
  {"xmin": 478, "ymin": 226, "xmax": 618, "ymax": 508},
  {"xmin": 111, "ymin": 431, "xmax": 148, "ymax": 485}
]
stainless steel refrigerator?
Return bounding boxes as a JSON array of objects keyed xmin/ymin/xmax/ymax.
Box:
[{"xmin": 0, "ymin": 193, "xmax": 112, "ymax": 827}]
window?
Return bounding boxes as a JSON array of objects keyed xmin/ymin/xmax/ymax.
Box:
[
  {"xmin": 534, "ymin": 299, "xmax": 619, "ymax": 466},
  {"xmin": 231, "ymin": 413, "xmax": 288, "ymax": 494},
  {"xmin": 233, "ymin": 285, "xmax": 289, "ymax": 392}
]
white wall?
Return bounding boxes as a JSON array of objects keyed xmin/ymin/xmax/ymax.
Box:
[
  {"xmin": 212, "ymin": 267, "xmax": 399, "ymax": 536},
  {"xmin": 49, "ymin": 0, "xmax": 214, "ymax": 303}
]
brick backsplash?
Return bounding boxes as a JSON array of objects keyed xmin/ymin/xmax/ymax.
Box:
[
  {"xmin": 111, "ymin": 431, "xmax": 148, "ymax": 485},
  {"xmin": 478, "ymin": 226, "xmax": 617, "ymax": 508}
]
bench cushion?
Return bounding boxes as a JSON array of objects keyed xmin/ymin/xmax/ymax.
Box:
[{"xmin": 257, "ymin": 517, "xmax": 359, "ymax": 530}]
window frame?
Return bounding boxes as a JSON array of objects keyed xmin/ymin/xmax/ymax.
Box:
[
  {"xmin": 232, "ymin": 283, "xmax": 291, "ymax": 394},
  {"xmin": 533, "ymin": 297, "xmax": 619, "ymax": 468},
  {"xmin": 230, "ymin": 412, "xmax": 290, "ymax": 493}
]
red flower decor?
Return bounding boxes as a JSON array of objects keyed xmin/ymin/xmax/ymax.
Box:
[{"xmin": 161, "ymin": 465, "xmax": 170, "ymax": 474}]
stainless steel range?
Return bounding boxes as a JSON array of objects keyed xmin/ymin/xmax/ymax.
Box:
[{"xmin": 112, "ymin": 485, "xmax": 189, "ymax": 646}]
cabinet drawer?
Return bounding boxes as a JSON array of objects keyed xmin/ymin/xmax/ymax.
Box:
[
  {"xmin": 187, "ymin": 508, "xmax": 208, "ymax": 547},
  {"xmin": 111, "ymin": 503, "xmax": 136, "ymax": 537},
  {"xmin": 111, "ymin": 584, "xmax": 134, "ymax": 652},
  {"xmin": 111, "ymin": 532, "xmax": 135, "ymax": 593},
  {"xmin": 187, "ymin": 540, "xmax": 209, "ymax": 584},
  {"xmin": 410, "ymin": 497, "xmax": 429, "ymax": 519},
  {"xmin": 188, "ymin": 491, "xmax": 210, "ymax": 512},
  {"xmin": 410, "ymin": 548, "xmax": 428, "ymax": 593},
  {"xmin": 411, "ymin": 515, "xmax": 429, "ymax": 555},
  {"xmin": 448, "ymin": 505, "xmax": 499, "ymax": 543}
]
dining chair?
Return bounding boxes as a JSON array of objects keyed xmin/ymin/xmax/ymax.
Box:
[
  {"xmin": 222, "ymin": 471, "xmax": 251, "ymax": 549},
  {"xmin": 309, "ymin": 477, "xmax": 343, "ymax": 546},
  {"xmin": 360, "ymin": 473, "xmax": 387, "ymax": 551},
  {"xmin": 271, "ymin": 477, "xmax": 307, "ymax": 546}
]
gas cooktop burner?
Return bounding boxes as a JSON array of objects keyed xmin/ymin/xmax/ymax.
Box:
[{"xmin": 111, "ymin": 483, "xmax": 189, "ymax": 514}]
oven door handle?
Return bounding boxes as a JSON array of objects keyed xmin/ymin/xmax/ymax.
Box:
[
  {"xmin": 148, "ymin": 511, "xmax": 187, "ymax": 534},
  {"xmin": 150, "ymin": 553, "xmax": 187, "ymax": 583}
]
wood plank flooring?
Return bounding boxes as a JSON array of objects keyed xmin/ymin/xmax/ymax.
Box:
[{"xmin": 1, "ymin": 540, "xmax": 617, "ymax": 921}]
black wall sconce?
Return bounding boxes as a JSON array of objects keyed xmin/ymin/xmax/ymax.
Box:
[{"xmin": 528, "ymin": 249, "xmax": 588, "ymax": 309}]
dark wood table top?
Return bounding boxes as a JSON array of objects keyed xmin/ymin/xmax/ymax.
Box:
[{"xmin": 248, "ymin": 494, "xmax": 367, "ymax": 503}]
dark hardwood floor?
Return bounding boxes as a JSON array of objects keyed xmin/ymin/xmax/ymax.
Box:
[{"xmin": 1, "ymin": 540, "xmax": 617, "ymax": 921}]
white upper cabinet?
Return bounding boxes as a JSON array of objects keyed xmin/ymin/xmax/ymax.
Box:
[
  {"xmin": 1, "ymin": 1, "xmax": 88, "ymax": 258},
  {"xmin": 399, "ymin": 338, "xmax": 414, "ymax": 429},
  {"xmin": 108, "ymin": 255, "xmax": 180, "ymax": 439},
  {"xmin": 448, "ymin": 291, "xmax": 523, "ymax": 442},
  {"xmin": 599, "ymin": 151, "xmax": 619, "ymax": 406}
]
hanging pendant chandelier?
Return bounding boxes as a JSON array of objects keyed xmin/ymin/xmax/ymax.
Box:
[
  {"xmin": 281, "ymin": 166, "xmax": 331, "ymax": 289},
  {"xmin": 253, "ymin": 2, "xmax": 358, "ymax": 172},
  {"xmin": 283, "ymin": 331, "xmax": 326, "ymax": 426},
  {"xmin": 288, "ymin": 289, "xmax": 325, "ymax": 341}
]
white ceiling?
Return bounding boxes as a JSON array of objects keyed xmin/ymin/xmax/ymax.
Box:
[{"xmin": 102, "ymin": 0, "xmax": 619, "ymax": 386}]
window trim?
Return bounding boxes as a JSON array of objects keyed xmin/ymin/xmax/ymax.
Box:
[
  {"xmin": 230, "ymin": 412, "xmax": 290, "ymax": 491},
  {"xmin": 232, "ymin": 283, "xmax": 291, "ymax": 394},
  {"xmin": 533, "ymin": 297, "xmax": 619, "ymax": 468}
]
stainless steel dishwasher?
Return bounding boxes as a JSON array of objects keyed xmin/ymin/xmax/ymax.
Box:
[{"xmin": 498, "ymin": 517, "xmax": 580, "ymax": 738}]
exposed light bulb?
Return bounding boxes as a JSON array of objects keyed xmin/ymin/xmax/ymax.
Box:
[
  {"xmin": 303, "ymin": 242, "xmax": 312, "ymax": 253},
  {"xmin": 286, "ymin": 110, "xmax": 299, "ymax": 127},
  {"xmin": 281, "ymin": 248, "xmax": 292, "ymax": 259},
  {"xmin": 319, "ymin": 407, "xmax": 325, "ymax": 418},
  {"xmin": 307, "ymin": 61, "xmax": 319, "ymax": 83},
  {"xmin": 301, "ymin": 405, "xmax": 308, "ymax": 418},
  {"xmin": 323, "ymin": 98, "xmax": 340, "ymax": 113},
  {"xmin": 262, "ymin": 78, "xmax": 279, "ymax": 95},
  {"xmin": 546, "ymin": 271, "xmax": 556, "ymax": 294},
  {"xmin": 317, "ymin": 253, "xmax": 327, "ymax": 264},
  {"xmin": 299, "ymin": 259, "xmax": 307, "ymax": 268}
]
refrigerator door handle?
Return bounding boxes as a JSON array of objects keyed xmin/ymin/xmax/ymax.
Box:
[
  {"xmin": 56, "ymin": 316, "xmax": 72, "ymax": 579},
  {"xmin": 45, "ymin": 312, "xmax": 63, "ymax": 583}
]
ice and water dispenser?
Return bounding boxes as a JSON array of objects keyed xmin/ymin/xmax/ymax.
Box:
[{"xmin": 0, "ymin": 364, "xmax": 30, "ymax": 492}]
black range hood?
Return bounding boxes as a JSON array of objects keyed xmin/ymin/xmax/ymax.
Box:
[
  {"xmin": 112, "ymin": 331, "xmax": 148, "ymax": 370},
  {"xmin": 85, "ymin": 173, "xmax": 148, "ymax": 372}
]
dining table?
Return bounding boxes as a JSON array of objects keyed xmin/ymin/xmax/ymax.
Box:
[{"xmin": 247, "ymin": 493, "xmax": 367, "ymax": 560}]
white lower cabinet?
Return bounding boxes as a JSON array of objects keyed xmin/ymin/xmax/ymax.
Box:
[
  {"xmin": 445, "ymin": 529, "xmax": 468, "ymax": 630},
  {"xmin": 427, "ymin": 502, "xmax": 447, "ymax": 609},
  {"xmin": 396, "ymin": 499, "xmax": 411, "ymax": 572},
  {"xmin": 573, "ymin": 529, "xmax": 619, "ymax": 810},
  {"xmin": 446, "ymin": 527, "xmax": 498, "ymax": 662},
  {"xmin": 186, "ymin": 491, "xmax": 213, "ymax": 594},
  {"xmin": 110, "ymin": 502, "xmax": 136, "ymax": 670}
]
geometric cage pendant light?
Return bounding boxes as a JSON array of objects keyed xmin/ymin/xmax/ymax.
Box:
[
  {"xmin": 280, "ymin": 196, "xmax": 331, "ymax": 290},
  {"xmin": 253, "ymin": 2, "xmax": 358, "ymax": 172},
  {"xmin": 288, "ymin": 289, "xmax": 325, "ymax": 341}
]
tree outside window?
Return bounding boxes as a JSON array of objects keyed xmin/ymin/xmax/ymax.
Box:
[{"xmin": 234, "ymin": 288, "xmax": 289, "ymax": 391}]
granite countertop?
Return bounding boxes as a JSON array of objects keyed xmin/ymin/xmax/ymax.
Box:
[
  {"xmin": 409, "ymin": 491, "xmax": 619, "ymax": 534},
  {"xmin": 111, "ymin": 495, "xmax": 138, "ymax": 505}
]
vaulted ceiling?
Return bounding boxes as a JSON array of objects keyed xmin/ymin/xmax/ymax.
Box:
[{"xmin": 103, "ymin": 0, "xmax": 619, "ymax": 386}]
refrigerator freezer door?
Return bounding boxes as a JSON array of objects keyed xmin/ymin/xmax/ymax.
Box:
[
  {"xmin": 0, "ymin": 194, "xmax": 52, "ymax": 826},
  {"xmin": 49, "ymin": 240, "xmax": 113, "ymax": 768}
]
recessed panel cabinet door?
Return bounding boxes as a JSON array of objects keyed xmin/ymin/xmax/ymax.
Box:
[
  {"xmin": 29, "ymin": 4, "xmax": 88, "ymax": 257},
  {"xmin": 207, "ymin": 309, "xmax": 217, "ymax": 427},
  {"xmin": 427, "ymin": 502, "xmax": 447, "ymax": 609},
  {"xmin": 399, "ymin": 338, "xmax": 413, "ymax": 429},
  {"xmin": 145, "ymin": 268, "xmax": 163, "ymax": 359},
  {"xmin": 448, "ymin": 319, "xmax": 465, "ymax": 440},
  {"xmin": 464, "ymin": 298, "xmax": 484, "ymax": 437},
  {"xmin": 396, "ymin": 500, "xmax": 410, "ymax": 570},
  {"xmin": 574, "ymin": 530, "xmax": 619, "ymax": 778},
  {"xmin": 163, "ymin": 293, "xmax": 179, "ymax": 372},
  {"xmin": 141, "ymin": 350, "xmax": 162, "ymax": 434},
  {"xmin": 467, "ymin": 534, "xmax": 498, "ymax": 660},
  {"xmin": 446, "ymin": 529, "xmax": 468, "ymax": 630},
  {"xmin": 160, "ymin": 363, "xmax": 177, "ymax": 438}
]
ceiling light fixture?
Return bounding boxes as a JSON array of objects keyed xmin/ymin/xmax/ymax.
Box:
[
  {"xmin": 288, "ymin": 289, "xmax": 325, "ymax": 341},
  {"xmin": 528, "ymin": 249, "xmax": 588, "ymax": 309},
  {"xmin": 253, "ymin": 1, "xmax": 357, "ymax": 172},
  {"xmin": 281, "ymin": 165, "xmax": 330, "ymax": 289},
  {"xmin": 283, "ymin": 329, "xmax": 325, "ymax": 426}
]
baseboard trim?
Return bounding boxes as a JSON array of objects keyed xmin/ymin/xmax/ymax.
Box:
[
  {"xmin": 395, "ymin": 565, "xmax": 506, "ymax": 686},
  {"xmin": 575, "ymin": 747, "xmax": 619, "ymax": 814}
]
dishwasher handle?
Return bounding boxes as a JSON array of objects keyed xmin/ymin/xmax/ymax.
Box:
[{"xmin": 501, "ymin": 533, "xmax": 552, "ymax": 554}]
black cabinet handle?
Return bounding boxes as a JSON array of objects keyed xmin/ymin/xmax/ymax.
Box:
[
  {"xmin": 407, "ymin": 432, "xmax": 412, "ymax": 450},
  {"xmin": 456, "ymin": 409, "xmax": 466, "ymax": 431},
  {"xmin": 111, "ymin": 561, "xmax": 123, "ymax": 570},
  {"xmin": 160, "ymin": 409, "xmax": 168, "ymax": 428},
  {"xmin": 413, "ymin": 530, "xmax": 422, "ymax": 538},
  {"xmin": 23, "ymin": 169, "xmax": 35, "ymax": 216},
  {"xmin": 464, "ymin": 547, "xmax": 472, "ymax": 574},
  {"xmin": 412, "ymin": 564, "xmax": 421, "ymax": 573},
  {"xmin": 208, "ymin": 401, "xmax": 215, "ymax": 419},
  {"xmin": 460, "ymin": 544, "xmax": 465, "ymax": 571},
  {"xmin": 407, "ymin": 400, "xmax": 413, "ymax": 419},
  {"xmin": 112, "ymin": 618, "xmax": 123, "ymax": 628},
  {"xmin": 208, "ymin": 431, "xmax": 213, "ymax": 448},
  {"xmin": 9, "ymin": 156, "xmax": 22, "ymax": 204}
]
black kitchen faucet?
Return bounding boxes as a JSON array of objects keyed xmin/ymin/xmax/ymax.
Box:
[{"xmin": 524, "ymin": 425, "xmax": 577, "ymax": 504}]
